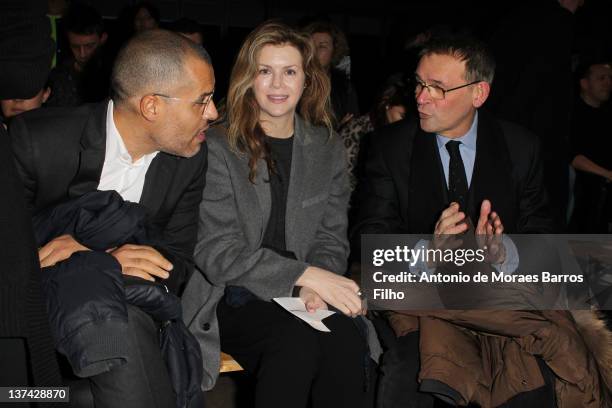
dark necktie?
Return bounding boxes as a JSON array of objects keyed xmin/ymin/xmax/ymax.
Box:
[{"xmin": 445, "ymin": 140, "xmax": 468, "ymax": 211}]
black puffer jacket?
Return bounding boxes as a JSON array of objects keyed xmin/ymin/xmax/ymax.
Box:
[{"xmin": 33, "ymin": 190, "xmax": 203, "ymax": 408}]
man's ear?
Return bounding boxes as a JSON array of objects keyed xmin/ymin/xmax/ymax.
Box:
[
  {"xmin": 472, "ymin": 81, "xmax": 490, "ymax": 108},
  {"xmin": 140, "ymin": 94, "xmax": 160, "ymax": 122},
  {"xmin": 579, "ymin": 77, "xmax": 588, "ymax": 93},
  {"xmin": 100, "ymin": 32, "xmax": 108, "ymax": 45}
]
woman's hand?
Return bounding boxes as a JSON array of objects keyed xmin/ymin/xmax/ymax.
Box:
[
  {"xmin": 296, "ymin": 266, "xmax": 364, "ymax": 317},
  {"xmin": 299, "ymin": 286, "xmax": 328, "ymax": 312}
]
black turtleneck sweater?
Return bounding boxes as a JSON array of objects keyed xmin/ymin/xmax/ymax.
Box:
[{"xmin": 262, "ymin": 135, "xmax": 294, "ymax": 252}]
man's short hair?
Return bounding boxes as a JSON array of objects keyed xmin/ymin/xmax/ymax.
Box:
[
  {"xmin": 111, "ymin": 29, "xmax": 212, "ymax": 104},
  {"xmin": 420, "ymin": 33, "xmax": 495, "ymax": 84},
  {"xmin": 63, "ymin": 3, "xmax": 104, "ymax": 36}
]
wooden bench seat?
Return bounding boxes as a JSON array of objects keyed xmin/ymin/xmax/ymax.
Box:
[{"xmin": 220, "ymin": 352, "xmax": 243, "ymax": 373}]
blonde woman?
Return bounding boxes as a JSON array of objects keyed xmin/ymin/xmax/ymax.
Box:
[{"xmin": 183, "ymin": 21, "xmax": 367, "ymax": 407}]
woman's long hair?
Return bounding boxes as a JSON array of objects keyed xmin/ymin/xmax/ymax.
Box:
[{"xmin": 226, "ymin": 20, "xmax": 333, "ymax": 183}]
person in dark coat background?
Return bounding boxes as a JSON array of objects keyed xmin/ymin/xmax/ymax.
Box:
[
  {"xmin": 569, "ymin": 59, "xmax": 612, "ymax": 232},
  {"xmin": 487, "ymin": 0, "xmax": 583, "ymax": 232},
  {"xmin": 0, "ymin": 0, "xmax": 63, "ymax": 401}
]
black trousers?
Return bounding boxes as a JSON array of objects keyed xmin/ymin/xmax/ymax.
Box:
[
  {"xmin": 377, "ymin": 332, "xmax": 557, "ymax": 408},
  {"xmin": 218, "ymin": 299, "xmax": 367, "ymax": 408},
  {"xmin": 88, "ymin": 305, "xmax": 175, "ymax": 408}
]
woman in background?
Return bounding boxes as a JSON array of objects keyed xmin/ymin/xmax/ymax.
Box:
[
  {"xmin": 133, "ymin": 2, "xmax": 159, "ymax": 33},
  {"xmin": 304, "ymin": 21, "xmax": 360, "ymax": 130},
  {"xmin": 340, "ymin": 75, "xmax": 410, "ymax": 191}
]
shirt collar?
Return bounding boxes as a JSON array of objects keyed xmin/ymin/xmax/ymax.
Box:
[
  {"xmin": 436, "ymin": 110, "xmax": 478, "ymax": 152},
  {"xmin": 105, "ymin": 100, "xmax": 158, "ymax": 166}
]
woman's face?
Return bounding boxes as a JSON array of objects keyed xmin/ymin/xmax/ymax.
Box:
[
  {"xmin": 385, "ymin": 104, "xmax": 406, "ymax": 124},
  {"xmin": 311, "ymin": 32, "xmax": 334, "ymax": 69},
  {"xmin": 253, "ymin": 44, "xmax": 306, "ymax": 127}
]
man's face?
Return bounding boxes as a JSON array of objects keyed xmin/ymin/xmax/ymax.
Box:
[
  {"xmin": 1, "ymin": 87, "xmax": 51, "ymax": 119},
  {"xmin": 415, "ymin": 53, "xmax": 486, "ymax": 138},
  {"xmin": 67, "ymin": 31, "xmax": 106, "ymax": 68},
  {"xmin": 152, "ymin": 56, "xmax": 218, "ymax": 158},
  {"xmin": 581, "ymin": 64, "xmax": 612, "ymax": 106}
]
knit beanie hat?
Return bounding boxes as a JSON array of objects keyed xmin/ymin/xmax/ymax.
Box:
[{"xmin": 0, "ymin": 0, "xmax": 55, "ymax": 100}]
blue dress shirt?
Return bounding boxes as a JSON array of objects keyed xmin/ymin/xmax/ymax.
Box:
[{"xmin": 412, "ymin": 111, "xmax": 519, "ymax": 275}]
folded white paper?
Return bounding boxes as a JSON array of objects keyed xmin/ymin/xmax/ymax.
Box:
[{"xmin": 273, "ymin": 297, "xmax": 336, "ymax": 332}]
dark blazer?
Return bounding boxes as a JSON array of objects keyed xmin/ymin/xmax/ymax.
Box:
[
  {"xmin": 9, "ymin": 102, "xmax": 207, "ymax": 294},
  {"xmin": 0, "ymin": 125, "xmax": 62, "ymax": 388},
  {"xmin": 351, "ymin": 110, "xmax": 553, "ymax": 241}
]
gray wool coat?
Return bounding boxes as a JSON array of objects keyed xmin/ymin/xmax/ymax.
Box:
[{"xmin": 182, "ymin": 115, "xmax": 351, "ymax": 390}]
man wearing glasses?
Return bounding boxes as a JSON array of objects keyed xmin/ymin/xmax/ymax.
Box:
[
  {"xmin": 9, "ymin": 29, "xmax": 217, "ymax": 407},
  {"xmin": 351, "ymin": 34, "xmax": 574, "ymax": 407}
]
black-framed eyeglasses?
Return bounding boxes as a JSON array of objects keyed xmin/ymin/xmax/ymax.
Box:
[
  {"xmin": 414, "ymin": 78, "xmax": 481, "ymax": 100},
  {"xmin": 152, "ymin": 90, "xmax": 215, "ymax": 116}
]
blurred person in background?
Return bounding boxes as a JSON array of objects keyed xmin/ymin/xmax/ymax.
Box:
[
  {"xmin": 133, "ymin": 2, "xmax": 160, "ymax": 33},
  {"xmin": 47, "ymin": 3, "xmax": 110, "ymax": 107},
  {"xmin": 487, "ymin": 0, "xmax": 585, "ymax": 232},
  {"xmin": 340, "ymin": 74, "xmax": 411, "ymax": 192},
  {"xmin": 569, "ymin": 58, "xmax": 612, "ymax": 232},
  {"xmin": 304, "ymin": 20, "xmax": 360, "ymax": 130}
]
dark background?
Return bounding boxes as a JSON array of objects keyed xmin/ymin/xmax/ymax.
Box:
[{"xmin": 59, "ymin": 0, "xmax": 612, "ymax": 113}]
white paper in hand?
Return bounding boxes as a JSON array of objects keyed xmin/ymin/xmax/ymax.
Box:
[{"xmin": 273, "ymin": 297, "xmax": 335, "ymax": 332}]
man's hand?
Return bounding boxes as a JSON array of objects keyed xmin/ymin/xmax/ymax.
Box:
[
  {"xmin": 431, "ymin": 203, "xmax": 468, "ymax": 263},
  {"xmin": 434, "ymin": 202, "xmax": 469, "ymax": 236},
  {"xmin": 299, "ymin": 286, "xmax": 328, "ymax": 313},
  {"xmin": 39, "ymin": 234, "xmax": 90, "ymax": 268},
  {"xmin": 296, "ymin": 266, "xmax": 364, "ymax": 317},
  {"xmin": 109, "ymin": 244, "xmax": 173, "ymax": 282},
  {"xmin": 475, "ymin": 199, "xmax": 506, "ymax": 264}
]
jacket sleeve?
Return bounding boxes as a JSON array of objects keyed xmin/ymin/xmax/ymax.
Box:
[
  {"xmin": 305, "ymin": 134, "xmax": 350, "ymax": 275},
  {"xmin": 8, "ymin": 115, "xmax": 37, "ymax": 210},
  {"xmin": 158, "ymin": 145, "xmax": 207, "ymax": 295},
  {"xmin": 350, "ymin": 131, "xmax": 403, "ymax": 248},
  {"xmin": 193, "ymin": 138, "xmax": 309, "ymax": 301},
  {"xmin": 515, "ymin": 129, "xmax": 554, "ymax": 233}
]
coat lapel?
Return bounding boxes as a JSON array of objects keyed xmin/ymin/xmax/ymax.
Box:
[
  {"xmin": 68, "ymin": 103, "xmax": 108, "ymax": 198},
  {"xmin": 139, "ymin": 153, "xmax": 178, "ymax": 215},
  {"xmin": 407, "ymin": 129, "xmax": 449, "ymax": 232},
  {"xmin": 468, "ymin": 112, "xmax": 517, "ymax": 231},
  {"xmin": 284, "ymin": 116, "xmax": 311, "ymax": 251}
]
